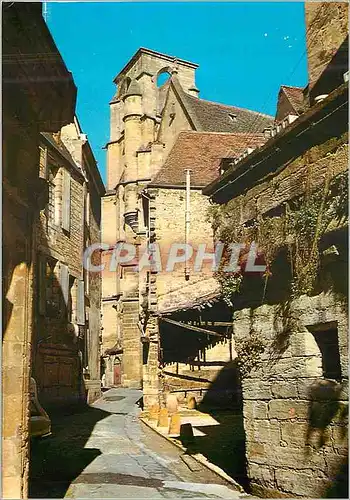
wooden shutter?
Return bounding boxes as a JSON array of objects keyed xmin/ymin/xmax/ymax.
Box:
[
  {"xmin": 62, "ymin": 170, "xmax": 71, "ymax": 231},
  {"xmin": 60, "ymin": 263, "xmax": 69, "ymax": 306},
  {"xmin": 76, "ymin": 279, "xmax": 85, "ymax": 325},
  {"xmin": 38, "ymin": 255, "xmax": 46, "ymax": 315},
  {"xmin": 39, "ymin": 145, "xmax": 49, "ymax": 179}
]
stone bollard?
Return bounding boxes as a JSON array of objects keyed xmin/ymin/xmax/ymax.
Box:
[
  {"xmin": 180, "ymin": 422, "xmax": 195, "ymax": 447},
  {"xmin": 187, "ymin": 396, "xmax": 197, "ymax": 410},
  {"xmin": 168, "ymin": 412, "xmax": 181, "ymax": 436},
  {"xmin": 157, "ymin": 407, "xmax": 169, "ymax": 427},
  {"xmin": 149, "ymin": 403, "xmax": 160, "ymax": 421},
  {"xmin": 166, "ymin": 393, "xmax": 178, "ymax": 415}
]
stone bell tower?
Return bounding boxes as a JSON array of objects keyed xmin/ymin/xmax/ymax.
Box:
[{"xmin": 102, "ymin": 48, "xmax": 199, "ymax": 388}]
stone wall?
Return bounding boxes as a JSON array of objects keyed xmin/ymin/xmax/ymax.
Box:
[
  {"xmin": 220, "ymin": 133, "xmax": 348, "ymax": 496},
  {"xmin": 221, "ymin": 136, "xmax": 347, "ymax": 225},
  {"xmin": 234, "ymin": 294, "xmax": 348, "ymax": 497},
  {"xmin": 144, "ymin": 186, "xmax": 234, "ymax": 407},
  {"xmin": 34, "ymin": 139, "xmax": 86, "ymax": 408},
  {"xmin": 153, "ymin": 188, "xmax": 216, "ymax": 306},
  {"xmin": 33, "ymin": 130, "xmax": 103, "ymax": 408},
  {"xmin": 85, "ymin": 157, "xmax": 103, "ymax": 401},
  {"xmin": 305, "ymin": 2, "xmax": 348, "ymax": 99},
  {"xmin": 157, "ymin": 86, "xmax": 193, "ymax": 157}
]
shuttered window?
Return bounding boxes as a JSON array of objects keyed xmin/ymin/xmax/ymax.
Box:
[
  {"xmin": 39, "ymin": 145, "xmax": 48, "ymax": 179},
  {"xmin": 62, "ymin": 170, "xmax": 71, "ymax": 231},
  {"xmin": 76, "ymin": 279, "xmax": 85, "ymax": 325},
  {"xmin": 60, "ymin": 263, "xmax": 69, "ymax": 307}
]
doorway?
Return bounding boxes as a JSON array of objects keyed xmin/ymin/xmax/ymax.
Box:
[{"xmin": 113, "ymin": 357, "xmax": 122, "ymax": 386}]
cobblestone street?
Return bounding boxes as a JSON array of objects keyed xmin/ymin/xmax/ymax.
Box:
[{"xmin": 30, "ymin": 389, "xmax": 247, "ymax": 499}]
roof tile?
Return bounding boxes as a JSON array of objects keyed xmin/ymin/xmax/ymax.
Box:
[{"xmin": 151, "ymin": 131, "xmax": 265, "ymax": 187}]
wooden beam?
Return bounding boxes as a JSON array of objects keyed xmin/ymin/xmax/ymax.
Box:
[
  {"xmin": 196, "ymin": 321, "xmax": 232, "ymax": 327},
  {"xmin": 160, "ymin": 317, "xmax": 225, "ymax": 338}
]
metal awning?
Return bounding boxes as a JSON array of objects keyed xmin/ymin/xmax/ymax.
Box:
[{"xmin": 159, "ymin": 317, "xmax": 228, "ymax": 338}]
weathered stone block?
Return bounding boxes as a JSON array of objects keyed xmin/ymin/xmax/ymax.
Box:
[
  {"xmin": 267, "ymin": 356, "xmax": 322, "ymax": 379},
  {"xmin": 297, "ymin": 378, "xmax": 322, "ymax": 399},
  {"xmin": 274, "ymin": 468, "xmax": 329, "ymax": 497},
  {"xmin": 244, "ymin": 401, "xmax": 268, "ymax": 420},
  {"xmin": 289, "ymin": 331, "xmax": 321, "ymax": 357},
  {"xmin": 280, "ymin": 421, "xmax": 309, "ymax": 447},
  {"xmin": 271, "ymin": 381, "xmax": 298, "ymax": 399},
  {"xmin": 332, "ymin": 424, "xmax": 348, "ymax": 447},
  {"xmin": 267, "ymin": 444, "xmax": 325, "ymax": 470},
  {"xmin": 245, "ymin": 419, "xmax": 281, "ymax": 444},
  {"xmin": 268, "ymin": 399, "xmax": 309, "ymax": 420},
  {"xmin": 246, "ymin": 441, "xmax": 266, "ymax": 462},
  {"xmin": 325, "ymin": 453, "xmax": 347, "ymax": 479},
  {"xmin": 248, "ymin": 462, "xmax": 275, "ymax": 485},
  {"xmin": 242, "ymin": 379, "xmax": 272, "ymax": 400}
]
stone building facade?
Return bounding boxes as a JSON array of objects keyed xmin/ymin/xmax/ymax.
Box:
[
  {"xmin": 33, "ymin": 119, "xmax": 104, "ymax": 410},
  {"xmin": 101, "ymin": 47, "xmax": 273, "ymax": 393},
  {"xmin": 203, "ymin": 3, "xmax": 348, "ymax": 496},
  {"xmin": 142, "ymin": 131, "xmax": 266, "ymax": 407},
  {"xmin": 2, "ymin": 3, "xmax": 76, "ymax": 498}
]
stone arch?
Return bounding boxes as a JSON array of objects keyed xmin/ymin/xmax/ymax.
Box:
[{"xmin": 154, "ymin": 67, "xmax": 173, "ymax": 88}]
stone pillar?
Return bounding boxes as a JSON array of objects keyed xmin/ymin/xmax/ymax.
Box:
[
  {"xmin": 121, "ymin": 299, "xmax": 142, "ymax": 388},
  {"xmin": 2, "ymin": 197, "xmax": 33, "ymax": 499},
  {"xmin": 142, "ymin": 315, "xmax": 161, "ymax": 409}
]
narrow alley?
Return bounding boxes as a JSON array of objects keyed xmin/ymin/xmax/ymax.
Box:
[
  {"xmin": 30, "ymin": 389, "xmax": 248, "ymax": 499},
  {"xmin": 3, "ymin": 3, "xmax": 348, "ymax": 499}
]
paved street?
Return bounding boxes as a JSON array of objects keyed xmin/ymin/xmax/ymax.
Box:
[{"xmin": 30, "ymin": 388, "xmax": 247, "ymax": 499}]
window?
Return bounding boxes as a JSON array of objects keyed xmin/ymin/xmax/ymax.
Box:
[
  {"xmin": 142, "ymin": 195, "xmax": 150, "ymax": 231},
  {"xmin": 118, "ymin": 77, "xmax": 131, "ymax": 98},
  {"xmin": 85, "ymin": 191, "xmax": 90, "ymax": 228},
  {"xmin": 44, "ymin": 165, "xmax": 59, "ymax": 227},
  {"xmin": 39, "ymin": 145, "xmax": 48, "ymax": 179},
  {"xmin": 307, "ymin": 323, "xmax": 342, "ymax": 381},
  {"xmin": 62, "ymin": 170, "xmax": 71, "ymax": 232},
  {"xmin": 76, "ymin": 278, "xmax": 85, "ymax": 326},
  {"xmin": 38, "ymin": 255, "xmax": 61, "ymax": 317},
  {"xmin": 67, "ymin": 275, "xmax": 76, "ymax": 323},
  {"xmin": 59, "ymin": 263, "xmax": 69, "ymax": 312},
  {"xmin": 47, "ymin": 176, "xmax": 55, "ymax": 225}
]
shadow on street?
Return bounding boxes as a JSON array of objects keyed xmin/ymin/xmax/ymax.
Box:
[
  {"xmin": 29, "ymin": 404, "xmax": 110, "ymax": 498},
  {"xmin": 178, "ymin": 360, "xmax": 249, "ymax": 492}
]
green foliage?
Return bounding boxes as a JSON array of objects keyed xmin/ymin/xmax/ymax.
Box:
[
  {"xmin": 216, "ymin": 272, "xmax": 243, "ymax": 306},
  {"xmin": 286, "ymin": 171, "xmax": 348, "ymax": 297},
  {"xmin": 207, "ymin": 171, "xmax": 348, "ymax": 301},
  {"xmin": 236, "ymin": 332, "xmax": 266, "ymax": 378}
]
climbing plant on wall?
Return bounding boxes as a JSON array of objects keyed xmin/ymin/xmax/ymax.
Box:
[
  {"xmin": 207, "ymin": 169, "xmax": 348, "ymax": 303},
  {"xmin": 235, "ymin": 331, "xmax": 267, "ymax": 378}
]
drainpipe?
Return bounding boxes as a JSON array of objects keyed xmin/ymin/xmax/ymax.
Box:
[{"xmin": 185, "ymin": 169, "xmax": 191, "ymax": 280}]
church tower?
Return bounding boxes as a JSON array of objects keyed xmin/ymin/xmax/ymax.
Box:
[{"xmin": 101, "ymin": 48, "xmax": 199, "ymax": 388}]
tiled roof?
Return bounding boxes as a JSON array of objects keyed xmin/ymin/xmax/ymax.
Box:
[
  {"xmin": 185, "ymin": 93, "xmax": 274, "ymax": 133},
  {"xmin": 150, "ymin": 131, "xmax": 265, "ymax": 187},
  {"xmin": 171, "ymin": 77, "xmax": 274, "ymax": 134},
  {"xmin": 158, "ymin": 277, "xmax": 221, "ymax": 315},
  {"xmin": 281, "ymin": 85, "xmax": 305, "ymax": 114}
]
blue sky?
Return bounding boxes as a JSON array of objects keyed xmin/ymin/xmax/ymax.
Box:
[{"xmin": 47, "ymin": 2, "xmax": 307, "ymax": 184}]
